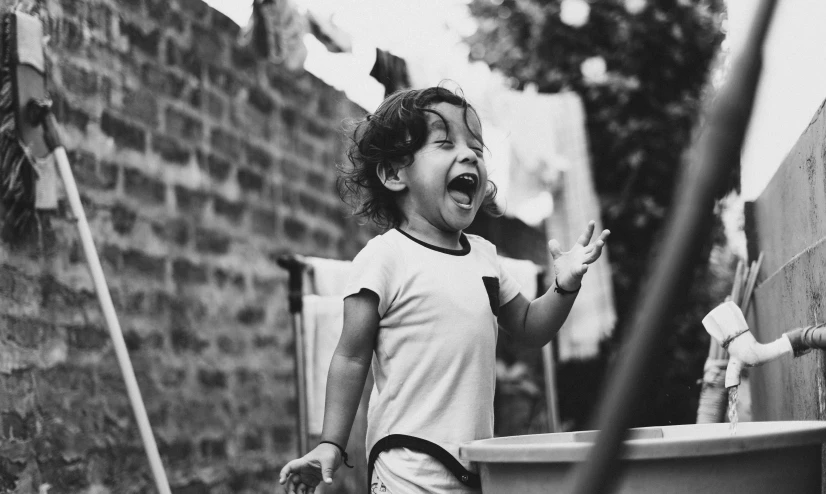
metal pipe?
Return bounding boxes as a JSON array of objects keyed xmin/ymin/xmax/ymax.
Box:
[
  {"xmin": 568, "ymin": 1, "xmax": 779, "ymax": 492},
  {"xmin": 785, "ymin": 323, "xmax": 826, "ymax": 356},
  {"xmin": 292, "ymin": 311, "xmax": 309, "ymax": 455},
  {"xmin": 277, "ymin": 254, "xmax": 310, "ymax": 455}
]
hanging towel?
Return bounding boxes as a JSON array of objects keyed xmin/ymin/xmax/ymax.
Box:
[
  {"xmin": 300, "ymin": 257, "xmax": 352, "ymax": 434},
  {"xmin": 303, "ymin": 256, "xmax": 352, "ymax": 296},
  {"xmin": 487, "ymin": 90, "xmax": 616, "ymax": 361},
  {"xmin": 543, "ymin": 93, "xmax": 616, "ymax": 360},
  {"xmin": 302, "ymin": 294, "xmax": 345, "ymax": 435},
  {"xmin": 498, "ymin": 256, "xmax": 540, "ymax": 299}
]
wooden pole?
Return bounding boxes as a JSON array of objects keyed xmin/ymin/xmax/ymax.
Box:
[{"xmin": 52, "ymin": 137, "xmax": 171, "ymax": 494}]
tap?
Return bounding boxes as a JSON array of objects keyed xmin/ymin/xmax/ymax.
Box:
[
  {"xmin": 703, "ymin": 301, "xmax": 826, "ymax": 387},
  {"xmin": 702, "ymin": 301, "xmax": 792, "ymax": 388}
]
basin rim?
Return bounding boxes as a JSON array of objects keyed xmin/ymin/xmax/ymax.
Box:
[{"xmin": 459, "ymin": 421, "xmax": 826, "ymax": 463}]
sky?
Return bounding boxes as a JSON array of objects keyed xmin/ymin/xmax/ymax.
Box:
[
  {"xmin": 204, "ymin": 0, "xmax": 826, "ymax": 201},
  {"xmin": 727, "ymin": 0, "xmax": 826, "ymax": 200}
]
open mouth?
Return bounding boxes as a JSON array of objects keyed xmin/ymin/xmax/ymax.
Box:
[{"xmin": 447, "ymin": 173, "xmax": 479, "ymax": 207}]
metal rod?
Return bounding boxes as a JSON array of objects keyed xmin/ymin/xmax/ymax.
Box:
[
  {"xmin": 277, "ymin": 254, "xmax": 310, "ymax": 455},
  {"xmin": 292, "ymin": 312, "xmax": 310, "ymax": 455},
  {"xmin": 568, "ymin": 1, "xmax": 779, "ymax": 492}
]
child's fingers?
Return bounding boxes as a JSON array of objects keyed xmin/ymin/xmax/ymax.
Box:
[
  {"xmin": 576, "ymin": 221, "xmax": 596, "ymax": 246},
  {"xmin": 288, "ymin": 473, "xmax": 302, "ymax": 494},
  {"xmin": 285, "ymin": 472, "xmax": 306, "ymax": 494},
  {"xmin": 279, "ymin": 459, "xmax": 305, "ymax": 485},
  {"xmin": 279, "ymin": 462, "xmax": 294, "ymax": 484},
  {"xmin": 321, "ymin": 458, "xmax": 335, "ymax": 484},
  {"xmin": 548, "ymin": 239, "xmax": 564, "ymax": 259},
  {"xmin": 596, "ymin": 229, "xmax": 611, "ymax": 243},
  {"xmin": 586, "ymin": 240, "xmax": 606, "ymax": 262}
]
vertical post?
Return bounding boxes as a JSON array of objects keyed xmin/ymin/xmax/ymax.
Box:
[
  {"xmin": 541, "ymin": 342, "xmax": 561, "ymax": 432},
  {"xmin": 278, "ymin": 255, "xmax": 310, "ymax": 456}
]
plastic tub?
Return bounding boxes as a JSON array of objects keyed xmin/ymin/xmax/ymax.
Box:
[{"xmin": 459, "ymin": 421, "xmax": 826, "ymax": 493}]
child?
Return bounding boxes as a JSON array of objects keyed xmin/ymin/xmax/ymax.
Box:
[{"xmin": 279, "ymin": 86, "xmax": 609, "ymax": 494}]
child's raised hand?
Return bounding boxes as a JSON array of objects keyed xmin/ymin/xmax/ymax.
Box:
[
  {"xmin": 279, "ymin": 443, "xmax": 342, "ymax": 494},
  {"xmin": 549, "ymin": 220, "xmax": 610, "ymax": 292}
]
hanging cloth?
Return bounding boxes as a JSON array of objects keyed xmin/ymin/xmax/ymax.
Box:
[
  {"xmin": 243, "ymin": 0, "xmax": 307, "ymax": 71},
  {"xmin": 369, "ymin": 48, "xmax": 411, "ymax": 96}
]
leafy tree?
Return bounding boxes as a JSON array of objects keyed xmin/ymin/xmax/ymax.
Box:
[{"xmin": 467, "ymin": 0, "xmax": 735, "ymax": 427}]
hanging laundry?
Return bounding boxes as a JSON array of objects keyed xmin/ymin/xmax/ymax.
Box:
[
  {"xmin": 303, "ymin": 256, "xmax": 352, "ymax": 296},
  {"xmin": 302, "ymin": 294, "xmax": 345, "ymax": 435},
  {"xmin": 306, "ymin": 10, "xmax": 352, "ymax": 53},
  {"xmin": 369, "ymin": 48, "xmax": 411, "ymax": 96},
  {"xmin": 242, "ymin": 0, "xmax": 308, "ymax": 71},
  {"xmin": 542, "ymin": 93, "xmax": 616, "ymax": 361},
  {"xmin": 300, "ymin": 257, "xmax": 353, "ymax": 434},
  {"xmin": 498, "ymin": 256, "xmax": 540, "ymax": 300},
  {"xmin": 487, "ymin": 90, "xmax": 616, "ymax": 361}
]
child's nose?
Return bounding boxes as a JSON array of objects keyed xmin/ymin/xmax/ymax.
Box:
[{"xmin": 457, "ymin": 145, "xmax": 478, "ymax": 165}]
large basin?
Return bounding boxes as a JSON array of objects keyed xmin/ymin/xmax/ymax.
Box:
[{"xmin": 459, "ymin": 421, "xmax": 826, "ymax": 493}]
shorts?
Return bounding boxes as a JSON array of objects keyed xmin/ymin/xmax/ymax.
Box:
[{"xmin": 371, "ymin": 447, "xmax": 481, "ymax": 494}]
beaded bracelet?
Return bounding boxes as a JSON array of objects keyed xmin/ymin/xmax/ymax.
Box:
[{"xmin": 319, "ymin": 440, "xmax": 354, "ymax": 468}]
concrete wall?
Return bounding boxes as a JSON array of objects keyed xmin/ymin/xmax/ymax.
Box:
[
  {"xmin": 745, "ymin": 98, "xmax": 826, "ymax": 424},
  {"xmin": 0, "ymin": 0, "xmax": 371, "ymax": 492}
]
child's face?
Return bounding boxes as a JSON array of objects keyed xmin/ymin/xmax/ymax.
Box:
[{"xmin": 394, "ymin": 102, "xmax": 488, "ymax": 233}]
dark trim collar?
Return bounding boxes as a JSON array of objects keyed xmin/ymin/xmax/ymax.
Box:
[{"xmin": 395, "ymin": 228, "xmax": 470, "ymax": 256}]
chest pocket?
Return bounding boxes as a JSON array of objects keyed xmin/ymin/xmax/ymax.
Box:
[{"xmin": 482, "ymin": 276, "xmax": 500, "ymax": 317}]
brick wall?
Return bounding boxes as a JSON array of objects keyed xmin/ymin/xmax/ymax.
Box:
[{"xmin": 0, "ymin": 0, "xmax": 369, "ymax": 492}]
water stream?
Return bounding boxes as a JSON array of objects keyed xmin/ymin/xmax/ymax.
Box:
[{"xmin": 728, "ymin": 385, "xmax": 739, "ymax": 435}]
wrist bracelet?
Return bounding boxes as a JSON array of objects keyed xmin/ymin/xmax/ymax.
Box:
[
  {"xmin": 553, "ymin": 277, "xmax": 581, "ymax": 295},
  {"xmin": 319, "ymin": 440, "xmax": 354, "ymax": 468}
]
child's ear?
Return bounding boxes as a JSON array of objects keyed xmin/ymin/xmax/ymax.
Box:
[{"xmin": 376, "ymin": 162, "xmax": 407, "ymax": 192}]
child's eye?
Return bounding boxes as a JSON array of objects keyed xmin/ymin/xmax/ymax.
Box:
[
  {"xmin": 471, "ymin": 147, "xmax": 484, "ymax": 155},
  {"xmin": 435, "ymin": 139, "xmax": 453, "ymax": 147}
]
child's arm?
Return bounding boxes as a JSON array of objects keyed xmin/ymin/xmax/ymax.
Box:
[
  {"xmin": 279, "ymin": 289, "xmax": 379, "ymax": 493},
  {"xmin": 498, "ymin": 221, "xmax": 610, "ymax": 347}
]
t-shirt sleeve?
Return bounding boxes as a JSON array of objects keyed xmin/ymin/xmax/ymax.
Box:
[
  {"xmin": 343, "ymin": 237, "xmax": 401, "ymax": 317},
  {"xmin": 497, "ymin": 258, "xmax": 522, "ymax": 307}
]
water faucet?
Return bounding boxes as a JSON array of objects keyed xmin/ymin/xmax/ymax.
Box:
[{"xmin": 702, "ymin": 301, "xmax": 826, "ymax": 388}]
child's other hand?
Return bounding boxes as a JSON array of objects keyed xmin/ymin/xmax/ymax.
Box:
[
  {"xmin": 549, "ymin": 220, "xmax": 610, "ymax": 291},
  {"xmin": 279, "ymin": 443, "xmax": 341, "ymax": 493}
]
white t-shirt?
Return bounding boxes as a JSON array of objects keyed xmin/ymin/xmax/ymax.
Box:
[{"xmin": 344, "ymin": 229, "xmax": 521, "ymax": 475}]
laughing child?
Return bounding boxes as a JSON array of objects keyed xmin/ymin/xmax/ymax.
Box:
[{"xmin": 280, "ymin": 86, "xmax": 610, "ymax": 493}]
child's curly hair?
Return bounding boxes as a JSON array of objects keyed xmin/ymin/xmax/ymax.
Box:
[{"xmin": 338, "ymin": 85, "xmax": 499, "ymax": 229}]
